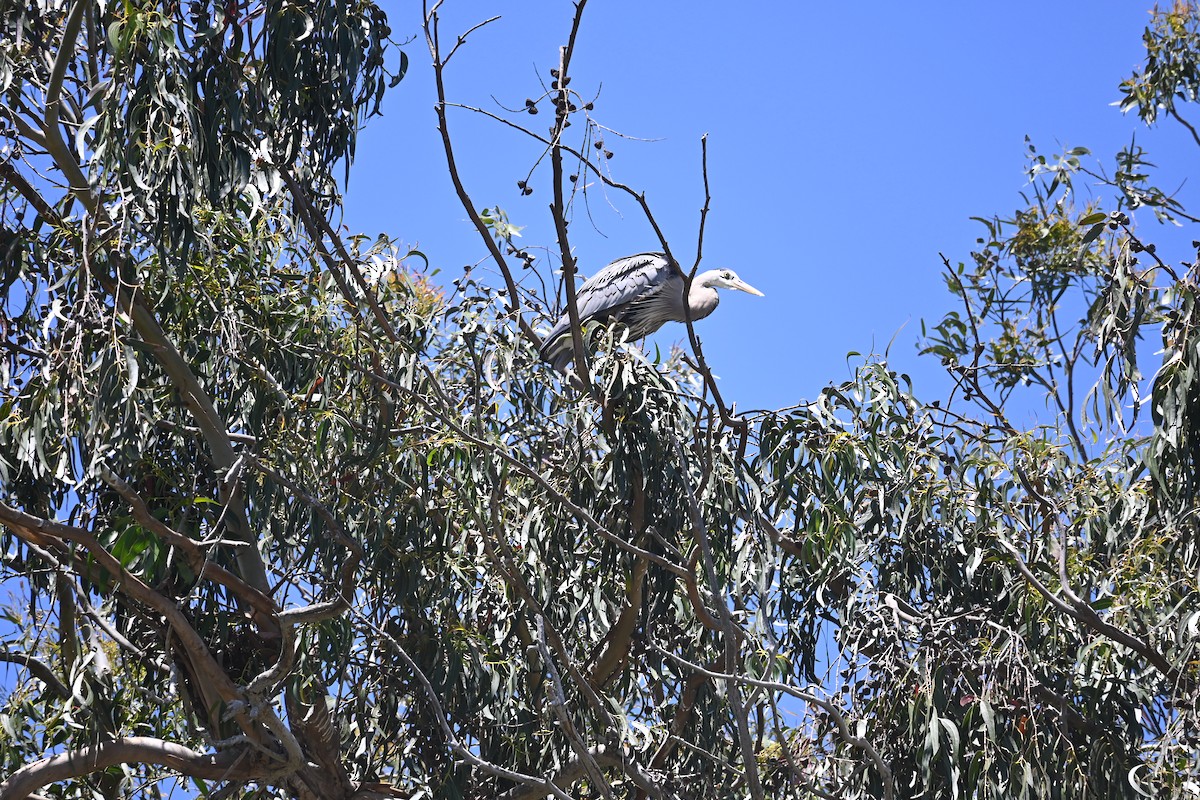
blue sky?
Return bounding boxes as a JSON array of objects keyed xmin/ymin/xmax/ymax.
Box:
[{"xmin": 347, "ymin": 2, "xmax": 1196, "ymax": 413}]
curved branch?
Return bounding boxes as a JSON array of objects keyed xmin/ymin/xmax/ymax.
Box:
[
  {"xmin": 587, "ymin": 556, "xmax": 649, "ymax": 688},
  {"xmin": 0, "ymin": 737, "xmax": 258, "ymax": 800},
  {"xmin": 0, "ymin": 651, "xmax": 70, "ymax": 699},
  {"xmin": 995, "ymin": 534, "xmax": 1177, "ymax": 682},
  {"xmin": 1168, "ymin": 108, "xmax": 1200, "ymax": 149}
]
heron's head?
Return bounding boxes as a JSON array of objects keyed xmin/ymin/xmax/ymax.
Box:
[{"xmin": 700, "ymin": 269, "xmax": 764, "ymax": 297}]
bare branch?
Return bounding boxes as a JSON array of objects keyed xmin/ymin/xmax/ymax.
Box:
[
  {"xmin": 424, "ymin": 3, "xmax": 541, "ymax": 349},
  {"xmin": 680, "ymin": 136, "xmax": 750, "ymax": 446},
  {"xmin": 0, "ymin": 161, "xmax": 61, "ymax": 224},
  {"xmin": 543, "ymin": 1, "xmax": 597, "ymax": 393},
  {"xmin": 1169, "ymin": 107, "xmax": 1200, "ymax": 148},
  {"xmin": 443, "ymin": 15, "xmax": 501, "ymax": 64}
]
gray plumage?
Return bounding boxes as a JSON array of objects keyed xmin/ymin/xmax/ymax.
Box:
[{"xmin": 540, "ymin": 252, "xmax": 763, "ymax": 372}]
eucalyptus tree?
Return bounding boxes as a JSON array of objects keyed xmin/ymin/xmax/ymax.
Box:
[{"xmin": 1, "ymin": 1, "xmax": 1199, "ymax": 799}]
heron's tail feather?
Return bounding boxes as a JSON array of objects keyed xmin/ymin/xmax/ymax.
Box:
[{"xmin": 539, "ymin": 331, "xmax": 575, "ymax": 373}]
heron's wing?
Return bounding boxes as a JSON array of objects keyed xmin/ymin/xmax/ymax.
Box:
[
  {"xmin": 541, "ymin": 253, "xmax": 675, "ymax": 363},
  {"xmin": 574, "ymin": 252, "xmax": 675, "ymax": 324}
]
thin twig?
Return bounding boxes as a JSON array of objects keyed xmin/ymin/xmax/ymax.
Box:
[{"xmin": 424, "ymin": 3, "xmax": 541, "ymax": 349}]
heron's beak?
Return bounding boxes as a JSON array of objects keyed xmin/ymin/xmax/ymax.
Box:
[{"xmin": 731, "ymin": 277, "xmax": 764, "ymax": 297}]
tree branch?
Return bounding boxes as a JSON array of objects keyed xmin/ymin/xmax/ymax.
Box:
[
  {"xmin": 1169, "ymin": 107, "xmax": 1200, "ymax": 148},
  {"xmin": 672, "ymin": 442, "xmax": 763, "ymax": 800},
  {"xmin": 0, "ymin": 736, "xmax": 258, "ymax": 800},
  {"xmin": 424, "ymin": 4, "xmax": 540, "ymax": 349},
  {"xmin": 99, "ymin": 468, "xmax": 278, "ymax": 621},
  {"xmin": 0, "ymin": 650, "xmax": 70, "ymax": 699},
  {"xmin": 549, "ymin": 1, "xmax": 596, "ymax": 393},
  {"xmin": 587, "ymin": 556, "xmax": 649, "ymax": 688},
  {"xmin": 0, "ymin": 502, "xmax": 259, "ymax": 738},
  {"xmin": 680, "ymin": 135, "xmax": 750, "ymax": 449}
]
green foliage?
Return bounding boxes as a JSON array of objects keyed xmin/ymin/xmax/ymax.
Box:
[
  {"xmin": 2, "ymin": 2, "xmax": 1200, "ymax": 800},
  {"xmin": 1121, "ymin": 1, "xmax": 1200, "ymax": 128}
]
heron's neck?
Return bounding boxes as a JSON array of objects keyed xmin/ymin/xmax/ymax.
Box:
[{"xmin": 686, "ymin": 281, "xmax": 720, "ymax": 320}]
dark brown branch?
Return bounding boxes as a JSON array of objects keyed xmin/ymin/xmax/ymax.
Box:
[
  {"xmin": 1169, "ymin": 108, "xmax": 1200, "ymax": 148},
  {"xmin": 642, "ymin": 656, "xmax": 721, "ymax": 791},
  {"xmin": 0, "ymin": 650, "xmax": 70, "ymax": 699},
  {"xmin": 681, "ymin": 136, "xmax": 750, "ymax": 448},
  {"xmin": 681, "ymin": 550, "xmax": 724, "ymax": 633},
  {"xmin": 549, "ymin": 1, "xmax": 596, "ymax": 394},
  {"xmin": 443, "ymin": 15, "xmax": 501, "ymax": 64},
  {"xmin": 587, "ymin": 556, "xmax": 649, "ymax": 688},
  {"xmin": 0, "ymin": 161, "xmax": 61, "ymax": 224}
]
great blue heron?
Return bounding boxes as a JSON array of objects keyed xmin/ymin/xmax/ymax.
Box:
[{"xmin": 539, "ymin": 252, "xmax": 764, "ymax": 372}]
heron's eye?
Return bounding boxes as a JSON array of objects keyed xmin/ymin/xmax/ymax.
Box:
[{"xmin": 723, "ymin": 271, "xmax": 732, "ymax": 279}]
